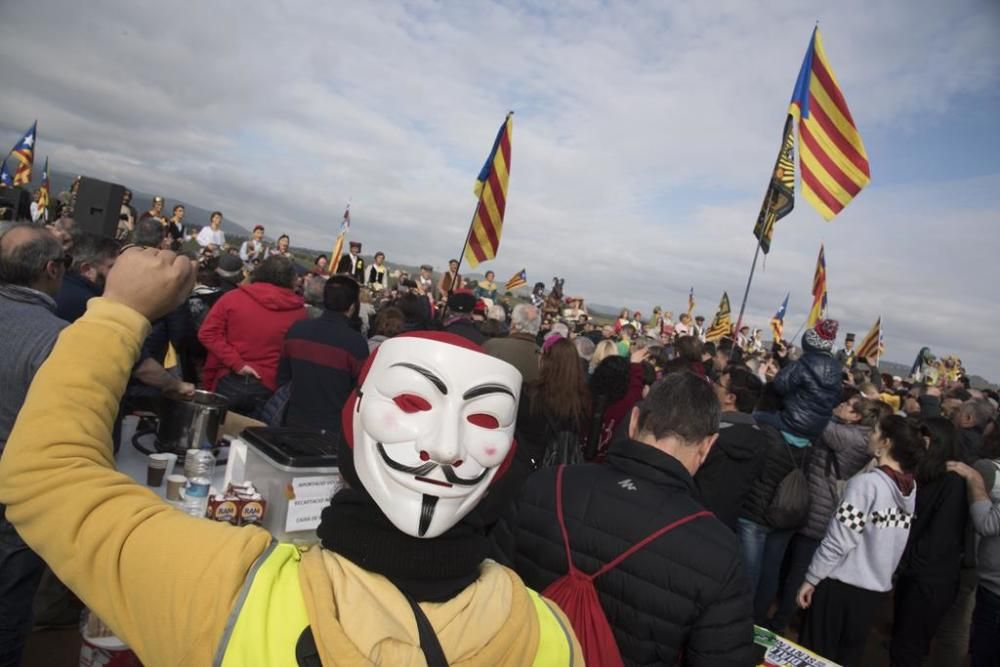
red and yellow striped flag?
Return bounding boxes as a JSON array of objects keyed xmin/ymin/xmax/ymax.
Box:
[
  {"xmin": 789, "ymin": 28, "xmax": 870, "ymax": 220},
  {"xmin": 856, "ymin": 317, "xmax": 884, "ymax": 360},
  {"xmin": 806, "ymin": 244, "xmax": 828, "ymax": 327},
  {"xmin": 464, "ymin": 112, "xmax": 513, "ymax": 268}
]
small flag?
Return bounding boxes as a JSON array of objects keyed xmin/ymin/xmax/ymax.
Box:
[
  {"xmin": 770, "ymin": 293, "xmax": 790, "ymax": 341},
  {"xmin": 327, "ymin": 204, "xmax": 351, "ymax": 275},
  {"xmin": 856, "ymin": 317, "xmax": 884, "ymax": 360},
  {"xmin": 8, "ymin": 121, "xmax": 37, "ymax": 187},
  {"xmin": 753, "ymin": 115, "xmax": 796, "ymax": 253},
  {"xmin": 806, "ymin": 244, "xmax": 828, "ymax": 328},
  {"xmin": 687, "ymin": 287, "xmax": 696, "ymax": 316},
  {"xmin": 38, "ymin": 157, "xmax": 50, "ymax": 214},
  {"xmin": 789, "ymin": 28, "xmax": 870, "ymax": 220},
  {"xmin": 705, "ymin": 292, "xmax": 733, "ymax": 343},
  {"xmin": 0, "ymin": 158, "xmax": 11, "ymax": 186},
  {"xmin": 464, "ymin": 112, "xmax": 513, "ymax": 268},
  {"xmin": 505, "ymin": 268, "xmax": 528, "ymax": 291}
]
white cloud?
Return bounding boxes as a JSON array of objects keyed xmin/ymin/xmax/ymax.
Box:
[{"xmin": 1, "ymin": 0, "xmax": 998, "ymax": 378}]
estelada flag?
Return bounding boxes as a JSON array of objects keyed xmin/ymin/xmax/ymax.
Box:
[
  {"xmin": 505, "ymin": 269, "xmax": 527, "ymax": 291},
  {"xmin": 753, "ymin": 115, "xmax": 796, "ymax": 253},
  {"xmin": 464, "ymin": 112, "xmax": 513, "ymax": 268},
  {"xmin": 8, "ymin": 121, "xmax": 37, "ymax": 186},
  {"xmin": 770, "ymin": 293, "xmax": 790, "ymax": 341},
  {"xmin": 806, "ymin": 244, "xmax": 828, "ymax": 328},
  {"xmin": 789, "ymin": 28, "xmax": 870, "ymax": 220},
  {"xmin": 705, "ymin": 292, "xmax": 733, "ymax": 343},
  {"xmin": 687, "ymin": 287, "xmax": 696, "ymax": 316},
  {"xmin": 38, "ymin": 157, "xmax": 50, "ymax": 213},
  {"xmin": 856, "ymin": 317, "xmax": 884, "ymax": 359}
]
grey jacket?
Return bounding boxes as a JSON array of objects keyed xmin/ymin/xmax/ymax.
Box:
[
  {"xmin": 800, "ymin": 420, "xmax": 874, "ymax": 540},
  {"xmin": 0, "ymin": 284, "xmax": 68, "ymax": 451},
  {"xmin": 806, "ymin": 468, "xmax": 916, "ymax": 592},
  {"xmin": 972, "ymin": 458, "xmax": 1000, "ymax": 596}
]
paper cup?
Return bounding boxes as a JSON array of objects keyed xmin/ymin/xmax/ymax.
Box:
[
  {"xmin": 165, "ymin": 474, "xmax": 186, "ymax": 501},
  {"xmin": 146, "ymin": 454, "xmax": 170, "ymax": 486},
  {"xmin": 161, "ymin": 452, "xmax": 178, "ymax": 478}
]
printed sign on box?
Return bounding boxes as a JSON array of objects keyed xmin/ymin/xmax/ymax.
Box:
[
  {"xmin": 754, "ymin": 626, "xmax": 840, "ymax": 666},
  {"xmin": 284, "ymin": 474, "xmax": 343, "ymax": 533}
]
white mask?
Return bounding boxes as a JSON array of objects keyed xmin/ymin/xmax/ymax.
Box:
[{"xmin": 345, "ymin": 334, "xmax": 521, "ymax": 538}]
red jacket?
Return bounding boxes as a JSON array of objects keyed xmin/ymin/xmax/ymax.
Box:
[{"xmin": 198, "ymin": 283, "xmax": 306, "ymax": 392}]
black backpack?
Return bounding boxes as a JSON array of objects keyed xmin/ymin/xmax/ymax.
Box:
[
  {"xmin": 765, "ymin": 437, "xmax": 811, "ymax": 530},
  {"xmin": 541, "ymin": 412, "xmax": 583, "ymax": 467}
]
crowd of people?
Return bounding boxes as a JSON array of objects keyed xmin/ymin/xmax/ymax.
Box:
[{"xmin": 1, "ymin": 192, "xmax": 999, "ymax": 667}]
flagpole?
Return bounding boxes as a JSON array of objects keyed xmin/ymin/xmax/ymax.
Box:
[
  {"xmin": 732, "ymin": 188, "xmax": 778, "ymax": 359},
  {"xmin": 439, "ymin": 193, "xmax": 485, "ymax": 322}
]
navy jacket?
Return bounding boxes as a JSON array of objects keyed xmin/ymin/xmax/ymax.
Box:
[
  {"xmin": 772, "ymin": 349, "xmax": 842, "ymax": 439},
  {"xmin": 278, "ymin": 311, "xmax": 369, "ymax": 433},
  {"xmin": 54, "ymin": 272, "xmax": 101, "ymax": 323}
]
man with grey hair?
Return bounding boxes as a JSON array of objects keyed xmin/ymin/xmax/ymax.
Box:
[
  {"xmin": 0, "ymin": 223, "xmax": 69, "ymax": 665},
  {"xmin": 484, "ymin": 302, "xmax": 542, "ymax": 383},
  {"xmin": 54, "ymin": 232, "xmax": 120, "ymax": 323}
]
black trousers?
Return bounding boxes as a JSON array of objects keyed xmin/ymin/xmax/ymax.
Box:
[
  {"xmin": 890, "ymin": 575, "xmax": 959, "ymax": 666},
  {"xmin": 800, "ymin": 578, "xmax": 884, "ymax": 667}
]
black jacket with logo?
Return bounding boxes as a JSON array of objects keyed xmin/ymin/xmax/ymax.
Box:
[{"xmin": 493, "ymin": 438, "xmax": 754, "ymax": 666}]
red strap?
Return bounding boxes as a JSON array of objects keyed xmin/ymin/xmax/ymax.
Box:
[
  {"xmin": 553, "ymin": 465, "xmax": 713, "ymax": 582},
  {"xmin": 553, "ymin": 464, "xmax": 579, "ymax": 575},
  {"xmin": 592, "ymin": 509, "xmax": 713, "ymax": 579}
]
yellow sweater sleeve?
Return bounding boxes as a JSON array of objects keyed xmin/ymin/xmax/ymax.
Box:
[{"xmin": 0, "ymin": 298, "xmax": 273, "ymax": 666}]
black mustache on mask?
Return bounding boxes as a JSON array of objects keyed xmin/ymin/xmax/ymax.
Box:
[{"xmin": 376, "ymin": 442, "xmax": 489, "ymax": 486}]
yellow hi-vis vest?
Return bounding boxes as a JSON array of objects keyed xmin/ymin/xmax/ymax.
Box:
[{"xmin": 213, "ymin": 543, "xmax": 576, "ymax": 666}]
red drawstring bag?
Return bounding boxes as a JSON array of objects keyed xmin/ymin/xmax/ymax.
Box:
[{"xmin": 542, "ymin": 464, "xmax": 712, "ymax": 667}]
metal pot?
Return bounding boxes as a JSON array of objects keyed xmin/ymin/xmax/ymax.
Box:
[{"xmin": 155, "ymin": 390, "xmax": 229, "ymax": 456}]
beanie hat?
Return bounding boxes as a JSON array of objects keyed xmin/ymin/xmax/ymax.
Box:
[
  {"xmin": 448, "ymin": 289, "xmax": 476, "ymax": 314},
  {"xmin": 803, "ymin": 319, "xmax": 839, "ymax": 353}
]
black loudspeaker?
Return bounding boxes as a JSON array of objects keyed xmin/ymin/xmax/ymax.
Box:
[
  {"xmin": 0, "ymin": 186, "xmax": 31, "ymax": 221},
  {"xmin": 75, "ymin": 177, "xmax": 126, "ymax": 238}
]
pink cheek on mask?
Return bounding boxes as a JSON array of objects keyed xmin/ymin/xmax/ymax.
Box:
[{"xmin": 484, "ymin": 446, "xmax": 497, "ymax": 457}]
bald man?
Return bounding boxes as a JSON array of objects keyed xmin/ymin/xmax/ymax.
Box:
[{"xmin": 0, "ymin": 223, "xmax": 69, "ymax": 665}]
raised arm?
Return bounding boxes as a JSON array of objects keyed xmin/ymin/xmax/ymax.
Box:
[{"xmin": 0, "ymin": 249, "xmax": 272, "ymax": 665}]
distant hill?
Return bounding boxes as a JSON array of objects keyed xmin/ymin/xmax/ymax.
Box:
[{"xmin": 49, "ymin": 171, "xmax": 252, "ymax": 237}]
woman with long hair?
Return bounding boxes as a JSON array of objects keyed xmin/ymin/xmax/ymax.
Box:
[
  {"xmin": 890, "ymin": 417, "xmax": 967, "ymax": 666},
  {"xmin": 515, "ymin": 338, "xmax": 591, "ymax": 467},
  {"xmin": 589, "ymin": 339, "xmax": 619, "ymax": 374},
  {"xmin": 586, "ymin": 346, "xmax": 648, "ymax": 461},
  {"xmin": 797, "ymin": 415, "xmax": 925, "ymax": 666}
]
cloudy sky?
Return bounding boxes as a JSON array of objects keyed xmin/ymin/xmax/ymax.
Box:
[{"xmin": 2, "ymin": 1, "xmax": 998, "ymax": 379}]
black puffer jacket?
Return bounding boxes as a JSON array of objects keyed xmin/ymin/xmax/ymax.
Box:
[
  {"xmin": 494, "ymin": 439, "xmax": 754, "ymax": 666},
  {"xmin": 772, "ymin": 346, "xmax": 842, "ymax": 438},
  {"xmin": 695, "ymin": 412, "xmax": 768, "ymax": 532},
  {"xmin": 741, "ymin": 425, "xmax": 811, "ymax": 528},
  {"xmin": 799, "ymin": 420, "xmax": 873, "ymax": 540}
]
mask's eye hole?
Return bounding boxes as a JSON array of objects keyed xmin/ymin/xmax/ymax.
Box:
[
  {"xmin": 467, "ymin": 413, "xmax": 500, "ymax": 429},
  {"xmin": 393, "ymin": 394, "xmax": 432, "ymax": 413}
]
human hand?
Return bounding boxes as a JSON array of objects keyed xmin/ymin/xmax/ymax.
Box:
[
  {"xmin": 864, "ymin": 355, "xmax": 878, "ymax": 367},
  {"xmin": 630, "ymin": 347, "xmax": 650, "ymax": 364},
  {"xmin": 797, "ymin": 582, "xmax": 815, "ymax": 609},
  {"xmin": 775, "ymin": 342, "xmax": 788, "ymax": 358},
  {"xmin": 946, "ymin": 461, "xmax": 982, "ymax": 484},
  {"xmin": 237, "ymin": 365, "xmax": 261, "ymax": 380},
  {"xmin": 164, "ymin": 381, "xmax": 196, "ymax": 400},
  {"xmin": 104, "ymin": 247, "xmax": 196, "ymax": 322}
]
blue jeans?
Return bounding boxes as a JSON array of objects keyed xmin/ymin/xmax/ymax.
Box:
[
  {"xmin": 971, "ymin": 585, "xmax": 1000, "ymax": 667},
  {"xmin": 0, "ymin": 506, "xmax": 45, "ymax": 667},
  {"xmin": 737, "ymin": 518, "xmax": 793, "ymax": 623}
]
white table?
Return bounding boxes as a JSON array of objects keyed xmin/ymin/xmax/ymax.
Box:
[{"xmin": 115, "ymin": 415, "xmax": 227, "ymax": 501}]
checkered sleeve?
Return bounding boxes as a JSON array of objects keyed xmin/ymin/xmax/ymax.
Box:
[{"xmin": 805, "ymin": 475, "xmax": 875, "ymax": 586}]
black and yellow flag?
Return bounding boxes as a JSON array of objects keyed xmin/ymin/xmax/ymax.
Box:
[
  {"xmin": 705, "ymin": 292, "xmax": 733, "ymax": 343},
  {"xmin": 753, "ymin": 115, "xmax": 796, "ymax": 253}
]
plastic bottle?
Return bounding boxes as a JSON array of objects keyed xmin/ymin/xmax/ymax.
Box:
[{"xmin": 182, "ymin": 447, "xmax": 215, "ymax": 518}]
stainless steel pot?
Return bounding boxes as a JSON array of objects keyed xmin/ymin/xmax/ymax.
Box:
[{"xmin": 155, "ymin": 390, "xmax": 229, "ymax": 455}]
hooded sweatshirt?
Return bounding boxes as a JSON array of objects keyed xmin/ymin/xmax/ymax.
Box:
[
  {"xmin": 198, "ymin": 282, "xmax": 307, "ymax": 391},
  {"xmin": 0, "ymin": 298, "xmax": 581, "ymax": 666},
  {"xmin": 805, "ymin": 467, "xmax": 916, "ymax": 592},
  {"xmin": 695, "ymin": 411, "xmax": 768, "ymax": 531}
]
